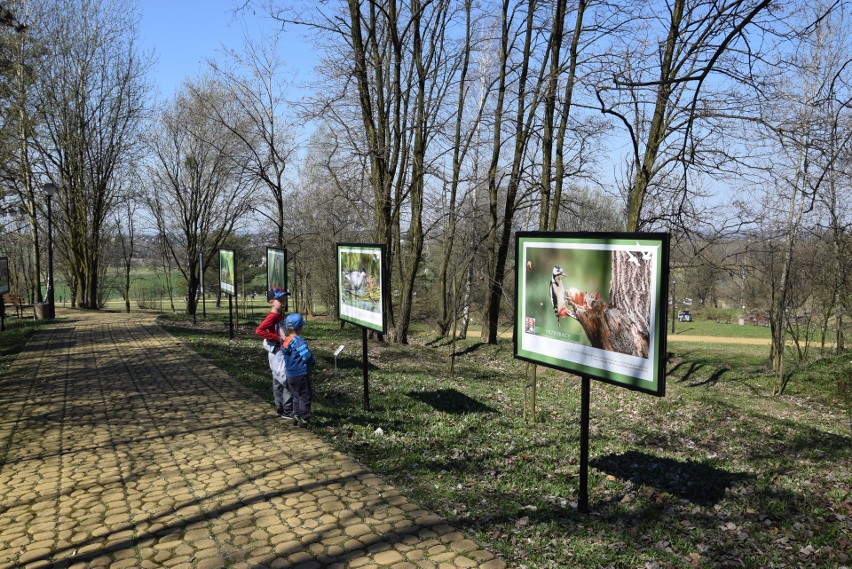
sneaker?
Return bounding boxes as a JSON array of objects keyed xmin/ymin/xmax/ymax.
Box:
[
  {"xmin": 299, "ymin": 418, "xmax": 309, "ymax": 429},
  {"xmin": 278, "ymin": 411, "xmax": 293, "ymax": 419},
  {"xmin": 292, "ymin": 415, "xmax": 300, "ymax": 427}
]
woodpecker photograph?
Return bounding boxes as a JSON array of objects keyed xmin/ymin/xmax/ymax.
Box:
[
  {"xmin": 549, "ymin": 264, "xmax": 578, "ymax": 326},
  {"xmin": 515, "ymin": 233, "xmax": 669, "ymax": 392},
  {"xmin": 522, "ymin": 247, "xmax": 613, "ymax": 349},
  {"xmin": 524, "ymin": 246, "xmax": 654, "ymax": 358}
]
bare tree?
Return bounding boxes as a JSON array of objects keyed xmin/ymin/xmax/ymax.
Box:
[
  {"xmin": 540, "ymin": 0, "xmax": 591, "ymax": 232},
  {"xmin": 146, "ymin": 80, "xmax": 256, "ymax": 316},
  {"xmin": 205, "ymin": 28, "xmax": 298, "ymax": 248},
  {"xmin": 753, "ymin": 1, "xmax": 852, "ymax": 393},
  {"xmin": 289, "ymin": 126, "xmax": 370, "ymax": 314},
  {"xmin": 0, "ymin": 0, "xmax": 46, "ymax": 304},
  {"xmin": 340, "ymin": 0, "xmax": 461, "ymax": 342},
  {"xmin": 813, "ymin": 6, "xmax": 852, "ymax": 354},
  {"xmin": 435, "ymin": 0, "xmax": 485, "ymax": 337},
  {"xmin": 111, "ymin": 196, "xmax": 137, "ymax": 313},
  {"xmin": 481, "ymin": 0, "xmax": 543, "ymax": 344},
  {"xmin": 267, "ymin": 0, "xmax": 459, "ymax": 342},
  {"xmin": 593, "ymin": 0, "xmax": 774, "ymax": 232}
]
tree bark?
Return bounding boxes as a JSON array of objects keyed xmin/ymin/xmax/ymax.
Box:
[{"xmin": 565, "ymin": 251, "xmax": 651, "ymax": 358}]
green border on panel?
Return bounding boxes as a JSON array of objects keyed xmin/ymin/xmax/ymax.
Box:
[
  {"xmin": 336, "ymin": 243, "xmax": 386, "ymax": 334},
  {"xmin": 514, "ymin": 232, "xmax": 669, "ymax": 397}
]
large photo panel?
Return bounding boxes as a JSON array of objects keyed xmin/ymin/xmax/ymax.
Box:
[
  {"xmin": 266, "ymin": 247, "xmax": 288, "ymax": 292},
  {"xmin": 219, "ymin": 248, "xmax": 236, "ymax": 296},
  {"xmin": 337, "ymin": 243, "xmax": 386, "ymax": 333},
  {"xmin": 515, "ymin": 232, "xmax": 669, "ymax": 397}
]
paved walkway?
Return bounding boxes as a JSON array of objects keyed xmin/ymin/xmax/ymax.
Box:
[{"xmin": 0, "ymin": 310, "xmax": 506, "ymax": 569}]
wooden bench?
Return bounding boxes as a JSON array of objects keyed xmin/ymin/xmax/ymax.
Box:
[{"xmin": 1, "ymin": 294, "xmax": 34, "ymax": 318}]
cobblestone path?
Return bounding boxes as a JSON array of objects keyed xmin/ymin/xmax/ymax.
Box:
[{"xmin": 0, "ymin": 310, "xmax": 506, "ymax": 569}]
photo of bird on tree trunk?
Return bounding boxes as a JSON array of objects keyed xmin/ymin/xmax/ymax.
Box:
[{"xmin": 515, "ymin": 233, "xmax": 669, "ymax": 396}]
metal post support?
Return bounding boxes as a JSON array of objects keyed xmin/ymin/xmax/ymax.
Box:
[
  {"xmin": 228, "ymin": 295, "xmax": 234, "ymax": 340},
  {"xmin": 362, "ymin": 327, "xmax": 370, "ymax": 411},
  {"xmin": 579, "ymin": 375, "xmax": 590, "ymax": 514}
]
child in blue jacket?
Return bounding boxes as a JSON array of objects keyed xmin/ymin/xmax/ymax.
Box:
[{"xmin": 280, "ymin": 313, "xmax": 315, "ymax": 427}]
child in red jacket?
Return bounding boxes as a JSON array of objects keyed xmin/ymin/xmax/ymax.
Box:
[{"xmin": 254, "ymin": 288, "xmax": 292, "ymax": 418}]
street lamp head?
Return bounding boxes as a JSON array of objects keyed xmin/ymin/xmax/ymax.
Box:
[{"xmin": 43, "ymin": 182, "xmax": 56, "ymax": 198}]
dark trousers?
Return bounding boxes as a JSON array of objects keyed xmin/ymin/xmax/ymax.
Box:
[{"xmin": 286, "ymin": 374, "xmax": 312, "ymax": 419}]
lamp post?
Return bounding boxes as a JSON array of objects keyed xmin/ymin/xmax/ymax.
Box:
[{"xmin": 43, "ymin": 182, "xmax": 56, "ymax": 319}]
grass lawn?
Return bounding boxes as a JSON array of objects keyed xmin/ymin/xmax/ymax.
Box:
[
  {"xmin": 670, "ymin": 319, "xmax": 773, "ymax": 340},
  {"xmin": 154, "ymin": 311, "xmax": 851, "ymax": 569}
]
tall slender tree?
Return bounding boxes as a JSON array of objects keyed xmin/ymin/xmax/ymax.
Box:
[
  {"xmin": 0, "ymin": 0, "xmax": 42, "ymax": 304},
  {"xmin": 481, "ymin": 0, "xmax": 541, "ymax": 344},
  {"xmin": 593, "ymin": 0, "xmax": 774, "ymax": 232},
  {"xmin": 35, "ymin": 0, "xmax": 150, "ymax": 309}
]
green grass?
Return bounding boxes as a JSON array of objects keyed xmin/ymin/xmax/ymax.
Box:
[
  {"xmin": 670, "ymin": 318, "xmax": 773, "ymax": 339},
  {"xmin": 157, "ymin": 312, "xmax": 852, "ymax": 569},
  {"xmin": 0, "ymin": 318, "xmax": 49, "ymax": 372}
]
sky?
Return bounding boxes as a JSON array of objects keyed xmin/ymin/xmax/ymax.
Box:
[{"xmin": 138, "ymin": 0, "xmax": 316, "ymax": 102}]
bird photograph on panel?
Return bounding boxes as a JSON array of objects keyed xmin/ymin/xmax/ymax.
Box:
[
  {"xmin": 219, "ymin": 248, "xmax": 236, "ymax": 296},
  {"xmin": 336, "ymin": 243, "xmax": 385, "ymax": 333},
  {"xmin": 266, "ymin": 247, "xmax": 288, "ymax": 293}
]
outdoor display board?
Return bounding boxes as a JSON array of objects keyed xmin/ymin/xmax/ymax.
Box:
[
  {"xmin": 515, "ymin": 232, "xmax": 669, "ymax": 396},
  {"xmin": 336, "ymin": 243, "xmax": 385, "ymax": 333},
  {"xmin": 266, "ymin": 247, "xmax": 288, "ymax": 292},
  {"xmin": 0, "ymin": 257, "xmax": 8, "ymax": 295},
  {"xmin": 219, "ymin": 248, "xmax": 236, "ymax": 296}
]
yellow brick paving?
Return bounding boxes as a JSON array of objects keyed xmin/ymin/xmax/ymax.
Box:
[{"xmin": 0, "ymin": 310, "xmax": 506, "ymax": 569}]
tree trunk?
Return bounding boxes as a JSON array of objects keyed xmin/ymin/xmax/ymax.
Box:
[
  {"xmin": 394, "ymin": 0, "xmax": 428, "ymax": 345},
  {"xmin": 550, "ymin": 0, "xmax": 586, "ymax": 230},
  {"xmin": 771, "ymin": 153, "xmax": 809, "ymax": 395},
  {"xmin": 539, "ymin": 0, "xmax": 565, "ymax": 230},
  {"xmin": 437, "ymin": 0, "xmax": 474, "ymax": 337},
  {"xmin": 626, "ymin": 0, "xmax": 683, "ymax": 232},
  {"xmin": 347, "ymin": 0, "xmax": 397, "ymax": 339},
  {"xmin": 482, "ymin": 0, "xmax": 537, "ymax": 344},
  {"xmin": 565, "ymin": 251, "xmax": 651, "ymax": 358}
]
